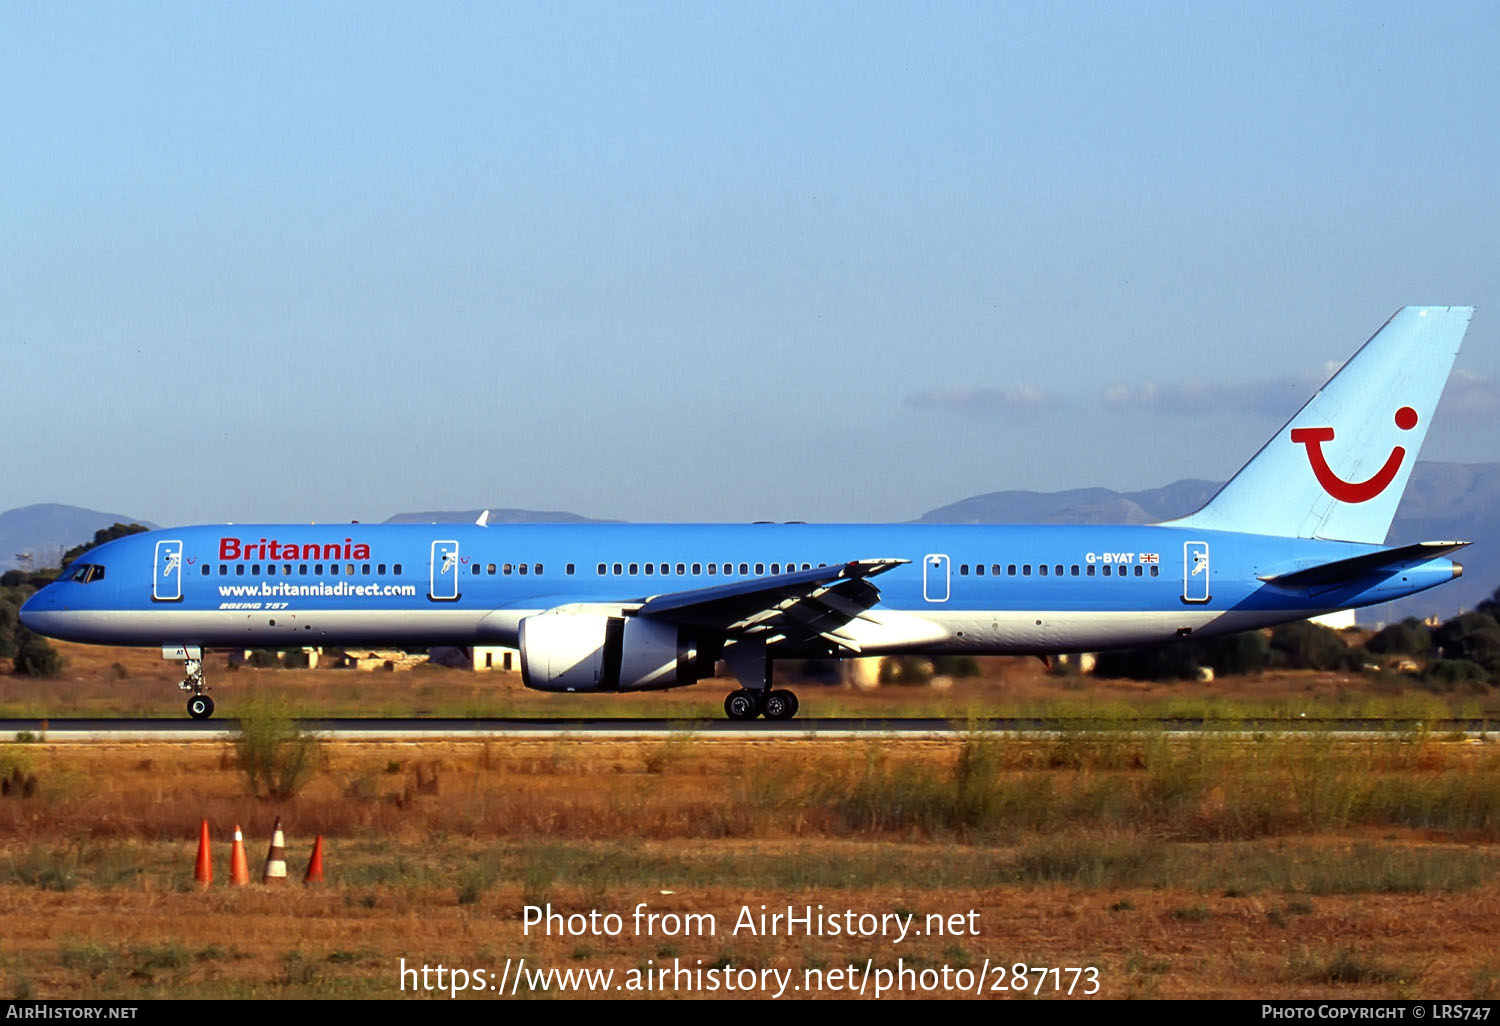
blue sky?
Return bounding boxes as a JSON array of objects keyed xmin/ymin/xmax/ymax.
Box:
[{"xmin": 3, "ymin": 1, "xmax": 1497, "ymax": 525}]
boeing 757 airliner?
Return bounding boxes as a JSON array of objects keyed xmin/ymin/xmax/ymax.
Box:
[{"xmin": 20, "ymin": 307, "xmax": 1475, "ymax": 719}]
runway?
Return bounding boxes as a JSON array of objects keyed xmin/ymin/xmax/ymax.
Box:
[{"xmin": 1, "ymin": 716, "xmax": 1492, "ymax": 742}]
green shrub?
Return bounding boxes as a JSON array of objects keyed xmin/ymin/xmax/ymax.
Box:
[
  {"xmin": 12, "ymin": 632, "xmax": 62, "ymax": 678},
  {"xmin": 232, "ymin": 700, "xmax": 322, "ymax": 799}
]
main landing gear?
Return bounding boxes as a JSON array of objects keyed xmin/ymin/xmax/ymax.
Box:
[
  {"xmin": 168, "ymin": 648, "xmax": 215, "ymax": 720},
  {"xmin": 724, "ymin": 688, "xmax": 799, "ymax": 721},
  {"xmin": 721, "ymin": 639, "xmax": 799, "ymax": 720}
]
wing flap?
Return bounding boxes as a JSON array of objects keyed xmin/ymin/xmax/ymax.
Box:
[{"xmin": 637, "ymin": 559, "xmax": 907, "ymax": 635}]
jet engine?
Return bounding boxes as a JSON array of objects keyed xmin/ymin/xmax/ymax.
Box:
[{"xmin": 518, "ymin": 612, "xmax": 718, "ymax": 692}]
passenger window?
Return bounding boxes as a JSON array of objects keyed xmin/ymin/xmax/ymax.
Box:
[
  {"xmin": 219, "ymin": 565, "xmax": 227, "ymax": 576},
  {"xmin": 598, "ymin": 563, "xmax": 606, "ymax": 575},
  {"xmin": 613, "ymin": 563, "xmax": 623, "ymax": 575},
  {"xmin": 1150, "ymin": 565, "xmax": 1159, "ymax": 577},
  {"xmin": 740, "ymin": 563, "xmax": 749, "ymax": 575},
  {"xmin": 629, "ymin": 563, "xmax": 639, "ymax": 575},
  {"xmin": 658, "ymin": 563, "xmax": 667, "ymax": 575},
  {"xmin": 1022, "ymin": 565, "xmax": 1031, "ymax": 576},
  {"xmin": 755, "ymin": 563, "xmax": 764, "ymax": 575},
  {"xmin": 708, "ymin": 563, "xmax": 717, "ymax": 575},
  {"xmin": 691, "ymin": 563, "xmax": 701, "ymax": 575},
  {"xmin": 1007, "ymin": 564, "xmax": 1016, "ymax": 576},
  {"xmin": 976, "ymin": 564, "xmax": 985, "ymax": 576},
  {"xmin": 1039, "ymin": 564, "xmax": 1047, "ymax": 576},
  {"xmin": 802, "ymin": 563, "xmax": 811, "ymax": 571},
  {"xmin": 346, "ymin": 564, "xmax": 355, "ymax": 576},
  {"xmin": 1071, "ymin": 565, "xmax": 1079, "ymax": 576},
  {"xmin": 566, "ymin": 563, "xmax": 575, "ymax": 575},
  {"xmin": 1087, "ymin": 565, "xmax": 1095, "ymax": 577},
  {"xmin": 252, "ymin": 564, "xmax": 261, "ymax": 575},
  {"xmin": 201, "ymin": 565, "xmax": 210, "ymax": 576},
  {"xmin": 300, "ymin": 565, "xmax": 308, "ymax": 575},
  {"xmin": 1134, "ymin": 565, "xmax": 1143, "ymax": 577},
  {"xmin": 360, "ymin": 564, "xmax": 369, "ymax": 575},
  {"xmin": 520, "ymin": 563, "xmax": 530, "ymax": 575},
  {"xmin": 377, "ymin": 564, "xmax": 385, "ymax": 575},
  {"xmin": 645, "ymin": 563, "xmax": 654, "ymax": 575},
  {"xmin": 959, "ymin": 564, "xmax": 969, "ymax": 576},
  {"xmin": 315, "ymin": 564, "xmax": 324, "ymax": 574},
  {"xmin": 771, "ymin": 563, "xmax": 780, "ymax": 575},
  {"xmin": 1102, "ymin": 565, "xmax": 1111, "ymax": 576},
  {"xmin": 487, "ymin": 564, "xmax": 496, "ymax": 575},
  {"xmin": 503, "ymin": 563, "xmax": 513, "ymax": 575},
  {"xmin": 677, "ymin": 563, "xmax": 686, "ymax": 576},
  {"xmin": 1055, "ymin": 564, "xmax": 1063, "ymax": 577},
  {"xmin": 472, "ymin": 564, "xmax": 481, "ymax": 576},
  {"xmin": 394, "ymin": 564, "xmax": 402, "ymax": 575}
]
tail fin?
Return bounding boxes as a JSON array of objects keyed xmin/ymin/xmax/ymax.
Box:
[{"xmin": 1161, "ymin": 306, "xmax": 1473, "ymax": 544}]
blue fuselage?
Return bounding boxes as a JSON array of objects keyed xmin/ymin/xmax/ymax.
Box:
[{"xmin": 20, "ymin": 521, "xmax": 1461, "ymax": 658}]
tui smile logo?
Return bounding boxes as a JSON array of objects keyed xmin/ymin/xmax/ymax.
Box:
[{"xmin": 1290, "ymin": 406, "xmax": 1418, "ymax": 503}]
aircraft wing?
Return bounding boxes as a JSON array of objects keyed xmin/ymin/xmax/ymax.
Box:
[
  {"xmin": 1258, "ymin": 540, "xmax": 1469, "ymax": 590},
  {"xmin": 637, "ymin": 558, "xmax": 908, "ymax": 651}
]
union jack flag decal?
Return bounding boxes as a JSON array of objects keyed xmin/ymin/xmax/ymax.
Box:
[{"xmin": 1140, "ymin": 553, "xmax": 1160, "ymax": 564}]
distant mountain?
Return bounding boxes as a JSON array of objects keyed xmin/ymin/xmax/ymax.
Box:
[
  {"xmin": 917, "ymin": 480, "xmax": 1222, "ymax": 526},
  {"xmin": 0, "ymin": 503, "xmax": 157, "ymax": 571},
  {"xmin": 918, "ymin": 462, "xmax": 1500, "ymax": 625},
  {"xmin": 384, "ymin": 508, "xmax": 613, "ymax": 525}
]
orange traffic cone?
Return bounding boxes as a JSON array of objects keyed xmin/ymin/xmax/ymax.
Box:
[
  {"xmin": 194, "ymin": 820, "xmax": 213, "ymax": 888},
  {"xmin": 263, "ymin": 817, "xmax": 288, "ymax": 885},
  {"xmin": 303, "ymin": 835, "xmax": 325, "ymax": 884},
  {"xmin": 229, "ymin": 824, "xmax": 251, "ymax": 886}
]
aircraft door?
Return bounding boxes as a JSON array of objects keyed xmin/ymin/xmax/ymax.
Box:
[
  {"xmin": 153, "ymin": 540, "xmax": 183, "ymax": 602},
  {"xmin": 1182, "ymin": 541, "xmax": 1211, "ymax": 604},
  {"xmin": 429, "ymin": 540, "xmax": 460, "ymax": 601},
  {"xmin": 923, "ymin": 553, "xmax": 950, "ymax": 602}
]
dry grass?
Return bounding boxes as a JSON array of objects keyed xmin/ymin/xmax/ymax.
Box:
[
  {"xmin": 4, "ymin": 643, "xmax": 1499, "ymax": 998},
  {"xmin": 3, "ymin": 734, "xmax": 1500, "ymax": 998},
  {"xmin": 2, "ymin": 641, "xmax": 1495, "ymax": 720}
]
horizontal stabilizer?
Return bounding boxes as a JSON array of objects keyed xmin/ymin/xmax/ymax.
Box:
[{"xmin": 1258, "ymin": 541, "xmax": 1468, "ymax": 589}]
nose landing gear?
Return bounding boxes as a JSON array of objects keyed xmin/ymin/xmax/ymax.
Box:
[{"xmin": 166, "ymin": 647, "xmax": 215, "ymax": 720}]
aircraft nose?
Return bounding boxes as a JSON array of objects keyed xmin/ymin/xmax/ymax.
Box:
[{"xmin": 18, "ymin": 588, "xmax": 60, "ymax": 633}]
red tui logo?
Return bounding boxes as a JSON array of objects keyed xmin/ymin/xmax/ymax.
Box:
[{"xmin": 1290, "ymin": 406, "xmax": 1418, "ymax": 503}]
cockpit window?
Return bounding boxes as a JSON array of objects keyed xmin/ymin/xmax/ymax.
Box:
[{"xmin": 65, "ymin": 563, "xmax": 105, "ymax": 583}]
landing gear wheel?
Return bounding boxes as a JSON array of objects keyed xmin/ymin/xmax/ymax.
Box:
[
  {"xmin": 724, "ymin": 689, "xmax": 760, "ymax": 721},
  {"xmin": 762, "ymin": 689, "xmax": 798, "ymax": 721},
  {"xmin": 187, "ymin": 694, "xmax": 215, "ymax": 720}
]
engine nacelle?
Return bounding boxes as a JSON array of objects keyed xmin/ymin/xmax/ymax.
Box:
[{"xmin": 518, "ymin": 612, "xmax": 718, "ymax": 692}]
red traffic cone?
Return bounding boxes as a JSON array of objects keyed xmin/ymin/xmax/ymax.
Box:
[
  {"xmin": 263, "ymin": 817, "xmax": 288, "ymax": 884},
  {"xmin": 303, "ymin": 835, "xmax": 325, "ymax": 884},
  {"xmin": 194, "ymin": 820, "xmax": 213, "ymax": 888},
  {"xmin": 229, "ymin": 824, "xmax": 251, "ymax": 886}
]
